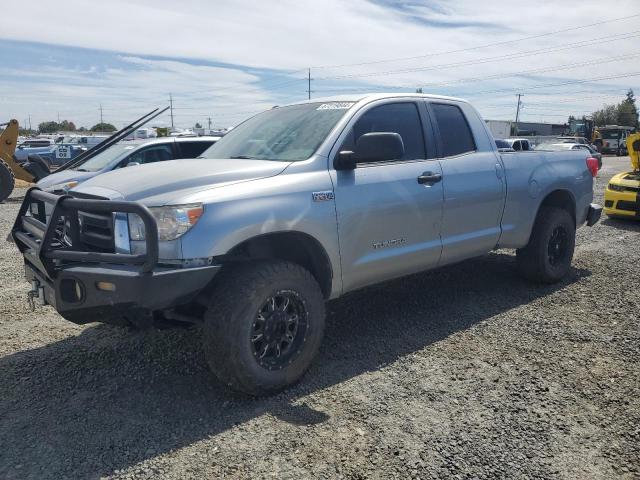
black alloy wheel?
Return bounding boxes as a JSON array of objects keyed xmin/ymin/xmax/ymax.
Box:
[
  {"xmin": 547, "ymin": 226, "xmax": 570, "ymax": 267},
  {"xmin": 251, "ymin": 290, "xmax": 308, "ymax": 370}
]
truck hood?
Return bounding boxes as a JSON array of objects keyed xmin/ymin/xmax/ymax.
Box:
[
  {"xmin": 37, "ymin": 169, "xmax": 96, "ymax": 189},
  {"xmin": 71, "ymin": 158, "xmax": 291, "ymax": 204}
]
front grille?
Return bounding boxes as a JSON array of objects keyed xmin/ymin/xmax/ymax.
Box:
[
  {"xmin": 66, "ymin": 192, "xmax": 116, "ymax": 253},
  {"xmin": 616, "ymin": 200, "xmax": 639, "ymax": 212},
  {"xmin": 78, "ymin": 211, "xmax": 115, "ymax": 251}
]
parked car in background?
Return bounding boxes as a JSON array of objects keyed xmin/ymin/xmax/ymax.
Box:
[
  {"xmin": 555, "ymin": 136, "xmax": 590, "ymax": 145},
  {"xmin": 504, "ymin": 138, "xmax": 532, "ymax": 151},
  {"xmin": 495, "ymin": 139, "xmax": 515, "ymax": 152},
  {"xmin": 599, "ymin": 126, "xmax": 634, "ymax": 155},
  {"xmin": 14, "ymin": 140, "xmax": 57, "ymax": 163},
  {"xmin": 37, "ymin": 136, "xmax": 220, "ymax": 192},
  {"xmin": 535, "ymin": 142, "xmax": 602, "ymax": 168},
  {"xmin": 18, "ymin": 138, "xmax": 55, "ymax": 148}
]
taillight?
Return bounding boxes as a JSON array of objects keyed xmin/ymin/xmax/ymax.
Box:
[{"xmin": 586, "ymin": 157, "xmax": 599, "ymax": 177}]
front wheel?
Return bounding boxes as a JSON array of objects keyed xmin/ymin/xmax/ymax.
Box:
[
  {"xmin": 203, "ymin": 260, "xmax": 325, "ymax": 396},
  {"xmin": 516, "ymin": 207, "xmax": 576, "ymax": 284}
]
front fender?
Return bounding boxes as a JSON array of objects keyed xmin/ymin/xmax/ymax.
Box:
[{"xmin": 179, "ymin": 168, "xmax": 343, "ymax": 296}]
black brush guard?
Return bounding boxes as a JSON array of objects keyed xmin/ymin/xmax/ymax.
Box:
[
  {"xmin": 12, "ymin": 187, "xmax": 159, "ymax": 276},
  {"xmin": 11, "ymin": 188, "xmax": 219, "ymax": 326}
]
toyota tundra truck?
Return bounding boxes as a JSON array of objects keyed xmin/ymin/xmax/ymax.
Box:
[{"xmin": 12, "ymin": 94, "xmax": 602, "ymax": 395}]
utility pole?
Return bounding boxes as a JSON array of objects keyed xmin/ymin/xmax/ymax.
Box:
[
  {"xmin": 307, "ymin": 68, "xmax": 312, "ymax": 100},
  {"xmin": 57, "ymin": 112, "xmax": 60, "ymax": 123},
  {"xmin": 169, "ymin": 93, "xmax": 174, "ymax": 129},
  {"xmin": 99, "ymin": 104, "xmax": 104, "ymax": 124},
  {"xmin": 28, "ymin": 114, "xmax": 32, "ymax": 131},
  {"xmin": 207, "ymin": 116, "xmax": 212, "ymax": 130},
  {"xmin": 514, "ymin": 93, "xmax": 523, "ymax": 135}
]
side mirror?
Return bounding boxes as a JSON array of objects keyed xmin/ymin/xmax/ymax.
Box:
[
  {"xmin": 354, "ymin": 132, "xmax": 404, "ymax": 162},
  {"xmin": 334, "ymin": 151, "xmax": 356, "ymax": 171}
]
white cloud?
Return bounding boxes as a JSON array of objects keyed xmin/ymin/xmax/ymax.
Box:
[
  {"xmin": 0, "ymin": 56, "xmax": 276, "ymax": 129},
  {"xmin": 2, "ymin": 0, "xmax": 639, "ymax": 127}
]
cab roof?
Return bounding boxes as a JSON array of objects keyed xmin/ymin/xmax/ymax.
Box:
[{"xmin": 286, "ymin": 92, "xmax": 469, "ymax": 106}]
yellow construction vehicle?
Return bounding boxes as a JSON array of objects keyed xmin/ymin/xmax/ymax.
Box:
[
  {"xmin": 604, "ymin": 132, "xmax": 640, "ymax": 218},
  {"xmin": 0, "ymin": 119, "xmax": 54, "ymax": 202},
  {"xmin": 0, "ymin": 119, "xmax": 34, "ymax": 202}
]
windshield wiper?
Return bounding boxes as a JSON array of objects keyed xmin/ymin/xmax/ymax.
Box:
[
  {"xmin": 229, "ymin": 155, "xmax": 256, "ymax": 159},
  {"xmin": 75, "ymin": 168, "xmax": 89, "ymax": 172}
]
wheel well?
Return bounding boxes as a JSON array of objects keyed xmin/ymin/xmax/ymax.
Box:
[
  {"xmin": 538, "ymin": 190, "xmax": 576, "ymax": 224},
  {"xmin": 227, "ymin": 232, "xmax": 333, "ymax": 298}
]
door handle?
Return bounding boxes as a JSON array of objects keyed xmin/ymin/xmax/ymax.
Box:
[{"xmin": 417, "ymin": 172, "xmax": 442, "ymax": 184}]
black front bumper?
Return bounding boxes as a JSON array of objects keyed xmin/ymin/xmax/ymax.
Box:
[
  {"xmin": 13, "ymin": 187, "xmax": 220, "ymax": 326},
  {"xmin": 24, "ymin": 260, "xmax": 220, "ymax": 325}
]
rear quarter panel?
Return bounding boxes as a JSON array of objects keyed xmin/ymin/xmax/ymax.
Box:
[{"xmin": 498, "ymin": 150, "xmax": 593, "ymax": 248}]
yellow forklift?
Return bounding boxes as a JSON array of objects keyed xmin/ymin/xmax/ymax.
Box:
[{"xmin": 604, "ymin": 132, "xmax": 640, "ymax": 218}]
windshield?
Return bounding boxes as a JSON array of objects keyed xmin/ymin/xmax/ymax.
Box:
[
  {"xmin": 495, "ymin": 139, "xmax": 510, "ymax": 148},
  {"xmin": 72, "ymin": 143, "xmax": 139, "ymax": 172},
  {"xmin": 200, "ymin": 102, "xmax": 354, "ymax": 161},
  {"xmin": 601, "ymin": 130, "xmax": 622, "ymax": 139}
]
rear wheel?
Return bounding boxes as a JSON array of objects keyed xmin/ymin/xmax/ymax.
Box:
[
  {"xmin": 0, "ymin": 159, "xmax": 15, "ymax": 203},
  {"xmin": 203, "ymin": 260, "xmax": 325, "ymax": 396},
  {"xmin": 516, "ymin": 206, "xmax": 575, "ymax": 283}
]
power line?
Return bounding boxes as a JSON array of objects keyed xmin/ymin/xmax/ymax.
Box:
[
  {"xmin": 314, "ymin": 30, "xmax": 640, "ymax": 81},
  {"xmin": 310, "ymin": 12, "xmax": 640, "ymax": 71},
  {"xmin": 313, "ymin": 52, "xmax": 640, "ymax": 94}
]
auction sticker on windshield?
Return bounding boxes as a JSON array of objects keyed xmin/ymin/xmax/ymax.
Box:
[{"xmin": 316, "ymin": 102, "xmax": 355, "ymax": 110}]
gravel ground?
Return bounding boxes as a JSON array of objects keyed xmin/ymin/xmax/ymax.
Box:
[{"xmin": 0, "ymin": 157, "xmax": 638, "ymax": 479}]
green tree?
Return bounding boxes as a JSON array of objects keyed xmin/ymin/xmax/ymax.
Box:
[
  {"xmin": 38, "ymin": 121, "xmax": 59, "ymax": 133},
  {"xmin": 90, "ymin": 122, "xmax": 117, "ymax": 132},
  {"xmin": 592, "ymin": 104, "xmax": 618, "ymax": 126},
  {"xmin": 58, "ymin": 120, "xmax": 77, "ymax": 131},
  {"xmin": 195, "ymin": 122, "xmax": 202, "ymax": 129},
  {"xmin": 617, "ymin": 89, "xmax": 638, "ymax": 128}
]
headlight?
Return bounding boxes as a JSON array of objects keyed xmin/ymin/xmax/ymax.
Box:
[
  {"xmin": 128, "ymin": 203, "xmax": 203, "ymax": 241},
  {"xmin": 608, "ymin": 183, "xmax": 626, "ymax": 192}
]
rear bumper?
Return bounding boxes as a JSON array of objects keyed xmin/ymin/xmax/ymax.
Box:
[
  {"xmin": 586, "ymin": 203, "xmax": 602, "ymax": 226},
  {"xmin": 25, "ymin": 260, "xmax": 220, "ymax": 325}
]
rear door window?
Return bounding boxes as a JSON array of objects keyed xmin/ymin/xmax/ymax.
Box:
[
  {"xmin": 430, "ymin": 103, "xmax": 476, "ymax": 157},
  {"xmin": 178, "ymin": 141, "xmax": 216, "ymax": 158}
]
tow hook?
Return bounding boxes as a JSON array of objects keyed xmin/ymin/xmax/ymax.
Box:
[{"xmin": 27, "ymin": 280, "xmax": 46, "ymax": 311}]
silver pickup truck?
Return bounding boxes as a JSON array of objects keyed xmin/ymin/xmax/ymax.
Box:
[{"xmin": 12, "ymin": 93, "xmax": 602, "ymax": 395}]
